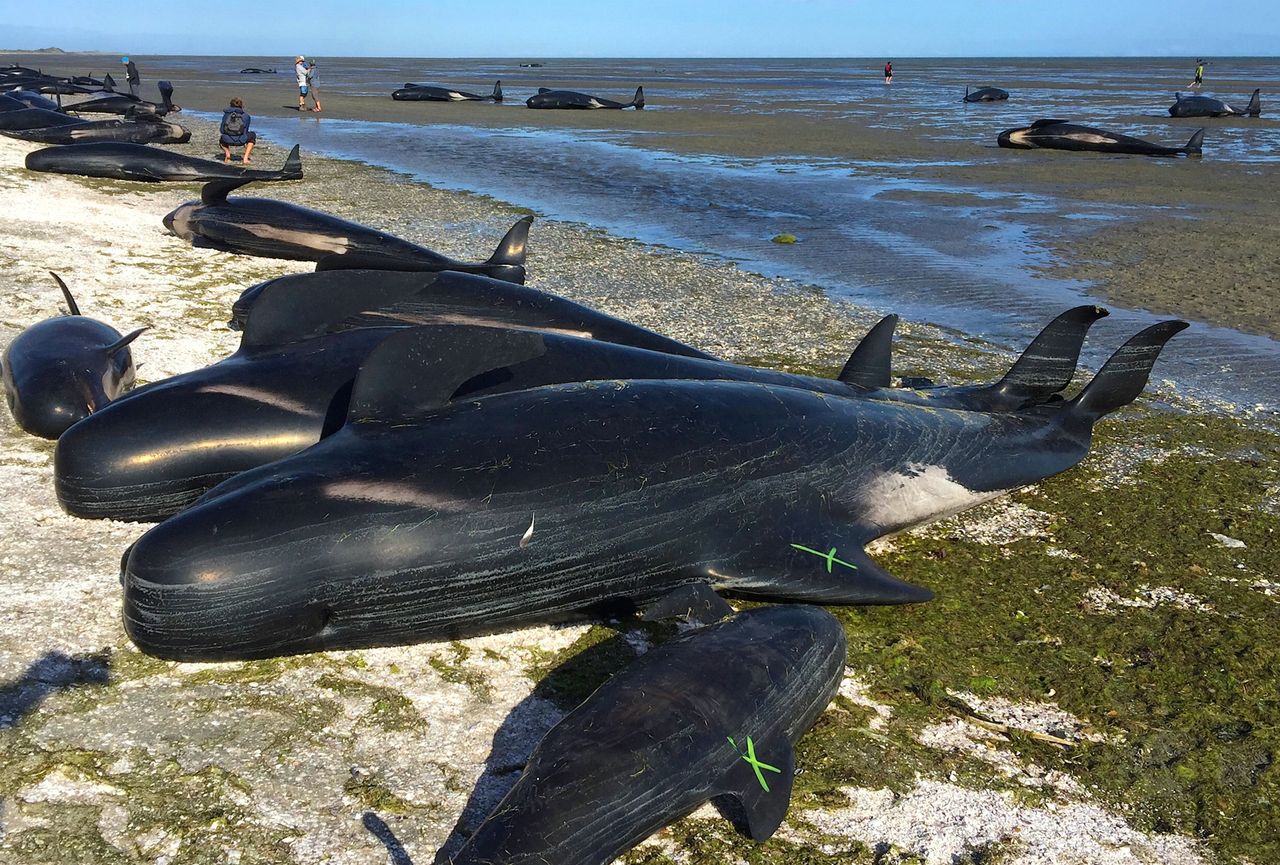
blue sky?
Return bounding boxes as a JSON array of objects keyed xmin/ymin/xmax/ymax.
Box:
[{"xmin": 5, "ymin": 1, "xmax": 1277, "ymax": 58}]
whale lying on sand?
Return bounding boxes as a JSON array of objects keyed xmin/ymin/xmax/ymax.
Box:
[
  {"xmin": 164, "ymin": 178, "xmax": 531, "ymax": 280},
  {"xmin": 392, "ymin": 80, "xmax": 502, "ymax": 102},
  {"xmin": 65, "ymin": 80, "xmax": 179, "ymax": 116},
  {"xmin": 449, "ymin": 605, "xmax": 846, "ymax": 864},
  {"xmin": 119, "ymin": 318, "xmax": 1183, "ymax": 659},
  {"xmin": 998, "ymin": 120, "xmax": 1204, "ymax": 157},
  {"xmin": 27, "ymin": 142, "xmax": 303, "ymax": 183},
  {"xmin": 2, "ymin": 273, "xmax": 145, "ymax": 439},
  {"xmin": 2, "ymin": 114, "xmax": 191, "ymax": 145},
  {"xmin": 526, "ymin": 86, "xmax": 644, "ymax": 109},
  {"xmin": 56, "ymin": 272, "xmax": 713, "ymax": 522},
  {"xmin": 1169, "ymin": 89, "xmax": 1261, "ymax": 118},
  {"xmin": 964, "ymin": 86, "xmax": 1009, "ymax": 102},
  {"xmin": 0, "ymin": 107, "xmax": 82, "ymax": 131}
]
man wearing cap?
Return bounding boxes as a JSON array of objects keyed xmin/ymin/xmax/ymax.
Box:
[
  {"xmin": 295, "ymin": 55, "xmax": 321, "ymax": 112},
  {"xmin": 121, "ymin": 56, "xmax": 140, "ymax": 97}
]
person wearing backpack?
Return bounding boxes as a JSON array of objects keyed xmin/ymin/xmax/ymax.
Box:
[{"xmin": 219, "ymin": 97, "xmax": 257, "ymax": 163}]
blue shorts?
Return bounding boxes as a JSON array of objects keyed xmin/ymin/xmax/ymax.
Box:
[{"xmin": 299, "ymin": 85, "xmax": 309, "ymax": 96}]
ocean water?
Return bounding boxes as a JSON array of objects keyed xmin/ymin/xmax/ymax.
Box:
[{"xmin": 174, "ymin": 56, "xmax": 1279, "ymax": 410}]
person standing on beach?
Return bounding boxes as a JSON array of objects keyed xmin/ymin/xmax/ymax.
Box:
[
  {"xmin": 218, "ymin": 97, "xmax": 257, "ymax": 164},
  {"xmin": 884, "ymin": 60, "xmax": 893, "ymax": 84},
  {"xmin": 1190, "ymin": 59, "xmax": 1205, "ymax": 89},
  {"xmin": 121, "ymin": 56, "xmax": 140, "ymax": 96},
  {"xmin": 295, "ymin": 56, "xmax": 322, "ymax": 112}
]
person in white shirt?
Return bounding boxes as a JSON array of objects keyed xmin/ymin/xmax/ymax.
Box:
[{"xmin": 295, "ymin": 55, "xmax": 322, "ymax": 112}]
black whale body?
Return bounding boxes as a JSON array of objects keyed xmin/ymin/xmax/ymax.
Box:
[
  {"xmin": 0, "ymin": 106, "xmax": 82, "ymax": 131},
  {"xmin": 964, "ymin": 86, "xmax": 1009, "ymax": 102},
  {"xmin": 2, "ymin": 275, "xmax": 144, "ymax": 439},
  {"xmin": 26, "ymin": 142, "xmax": 303, "ymax": 183},
  {"xmin": 56, "ymin": 272, "xmax": 715, "ymax": 522},
  {"xmin": 120, "ymin": 319, "xmax": 1184, "ymax": 660},
  {"xmin": 0, "ymin": 90, "xmax": 62, "ymax": 111},
  {"xmin": 392, "ymin": 80, "xmax": 502, "ymax": 101},
  {"xmin": 3, "ymin": 114, "xmax": 191, "ymax": 145},
  {"xmin": 65, "ymin": 80, "xmax": 178, "ymax": 116},
  {"xmin": 1169, "ymin": 89, "xmax": 1261, "ymax": 118},
  {"xmin": 998, "ymin": 119, "xmax": 1204, "ymax": 157},
  {"xmin": 164, "ymin": 178, "xmax": 530, "ymax": 280},
  {"xmin": 526, "ymin": 86, "xmax": 644, "ymax": 109},
  {"xmin": 451, "ymin": 605, "xmax": 846, "ymax": 864}
]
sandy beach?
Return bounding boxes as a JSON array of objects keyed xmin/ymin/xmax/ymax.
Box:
[{"xmin": 1, "ymin": 66, "xmax": 1278, "ymax": 865}]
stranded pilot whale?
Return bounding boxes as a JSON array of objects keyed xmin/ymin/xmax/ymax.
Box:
[
  {"xmin": 2, "ymin": 273, "xmax": 145, "ymax": 439},
  {"xmin": 119, "ymin": 319, "xmax": 1184, "ymax": 660},
  {"xmin": 2, "ymin": 113, "xmax": 191, "ymax": 145},
  {"xmin": 998, "ymin": 120, "xmax": 1204, "ymax": 157},
  {"xmin": 526, "ymin": 86, "xmax": 644, "ymax": 109},
  {"xmin": 55, "ymin": 271, "xmax": 714, "ymax": 522},
  {"xmin": 1169, "ymin": 89, "xmax": 1261, "ymax": 118},
  {"xmin": 964, "ymin": 86, "xmax": 1009, "ymax": 102},
  {"xmin": 27, "ymin": 142, "xmax": 303, "ymax": 183},
  {"xmin": 66, "ymin": 80, "xmax": 179, "ymax": 117},
  {"xmin": 392, "ymin": 80, "xmax": 502, "ymax": 102},
  {"xmin": 449, "ymin": 605, "xmax": 846, "ymax": 865},
  {"xmin": 164, "ymin": 178, "xmax": 531, "ymax": 281}
]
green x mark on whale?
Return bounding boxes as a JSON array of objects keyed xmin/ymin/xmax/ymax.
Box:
[
  {"xmin": 790, "ymin": 543, "xmax": 858, "ymax": 573},
  {"xmin": 727, "ymin": 735, "xmax": 783, "ymax": 792}
]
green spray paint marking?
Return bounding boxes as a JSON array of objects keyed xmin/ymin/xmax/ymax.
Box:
[
  {"xmin": 727, "ymin": 736, "xmax": 783, "ymax": 792},
  {"xmin": 789, "ymin": 543, "xmax": 858, "ymax": 573}
]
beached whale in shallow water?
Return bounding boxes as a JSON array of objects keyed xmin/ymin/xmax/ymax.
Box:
[
  {"xmin": 449, "ymin": 605, "xmax": 845, "ymax": 864},
  {"xmin": 239, "ymin": 68, "xmax": 277, "ymax": 74},
  {"xmin": 119, "ymin": 319, "xmax": 1183, "ymax": 660},
  {"xmin": 164, "ymin": 179, "xmax": 531, "ymax": 280},
  {"xmin": 998, "ymin": 120, "xmax": 1204, "ymax": 157},
  {"xmin": 2, "ymin": 273, "xmax": 145, "ymax": 439},
  {"xmin": 26, "ymin": 142, "xmax": 302, "ymax": 183},
  {"xmin": 2, "ymin": 114, "xmax": 191, "ymax": 145},
  {"xmin": 56, "ymin": 272, "xmax": 713, "ymax": 522},
  {"xmin": 1169, "ymin": 89, "xmax": 1261, "ymax": 118},
  {"xmin": 65, "ymin": 80, "xmax": 178, "ymax": 116},
  {"xmin": 964, "ymin": 86, "xmax": 1009, "ymax": 102},
  {"xmin": 392, "ymin": 80, "xmax": 502, "ymax": 102},
  {"xmin": 526, "ymin": 86, "xmax": 644, "ymax": 110}
]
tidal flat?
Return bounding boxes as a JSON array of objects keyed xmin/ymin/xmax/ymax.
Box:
[{"xmin": 0, "ymin": 105, "xmax": 1276, "ymax": 865}]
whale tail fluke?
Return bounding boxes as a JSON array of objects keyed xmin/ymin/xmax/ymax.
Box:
[
  {"xmin": 991, "ymin": 305, "xmax": 1110, "ymax": 403},
  {"xmin": 280, "ymin": 144, "xmax": 303, "ymax": 179},
  {"xmin": 1245, "ymin": 88, "xmax": 1261, "ymax": 117},
  {"xmin": 838, "ymin": 314, "xmax": 898, "ymax": 388},
  {"xmin": 49, "ymin": 271, "xmax": 81, "ymax": 316},
  {"xmin": 491, "ymin": 80, "xmax": 503, "ymax": 102},
  {"xmin": 1059, "ymin": 320, "xmax": 1188, "ymax": 434},
  {"xmin": 1183, "ymin": 128, "xmax": 1205, "ymax": 156},
  {"xmin": 631, "ymin": 86, "xmax": 645, "ymax": 109}
]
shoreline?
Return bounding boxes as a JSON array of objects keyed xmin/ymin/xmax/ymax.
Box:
[{"xmin": 1, "ymin": 119, "xmax": 1278, "ymax": 865}]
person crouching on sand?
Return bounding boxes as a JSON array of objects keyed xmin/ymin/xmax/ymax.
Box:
[
  {"xmin": 219, "ymin": 98, "xmax": 256, "ymax": 163},
  {"xmin": 295, "ymin": 56, "xmax": 322, "ymax": 112}
]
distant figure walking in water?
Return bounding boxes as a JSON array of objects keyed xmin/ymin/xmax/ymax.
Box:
[
  {"xmin": 1190, "ymin": 59, "xmax": 1205, "ymax": 89},
  {"xmin": 121, "ymin": 56, "xmax": 140, "ymax": 97},
  {"xmin": 295, "ymin": 55, "xmax": 322, "ymax": 112},
  {"xmin": 884, "ymin": 60, "xmax": 893, "ymax": 84}
]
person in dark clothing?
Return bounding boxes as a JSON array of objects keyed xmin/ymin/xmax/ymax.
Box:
[
  {"xmin": 121, "ymin": 56, "xmax": 140, "ymax": 97},
  {"xmin": 884, "ymin": 60, "xmax": 893, "ymax": 84},
  {"xmin": 219, "ymin": 97, "xmax": 257, "ymax": 163}
]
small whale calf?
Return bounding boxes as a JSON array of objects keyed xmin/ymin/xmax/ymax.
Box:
[
  {"xmin": 2, "ymin": 273, "xmax": 145, "ymax": 439},
  {"xmin": 1169, "ymin": 89, "xmax": 1261, "ymax": 118},
  {"xmin": 964, "ymin": 86, "xmax": 1009, "ymax": 102},
  {"xmin": 450, "ymin": 605, "xmax": 846, "ymax": 864},
  {"xmin": 119, "ymin": 317, "xmax": 1182, "ymax": 660},
  {"xmin": 164, "ymin": 178, "xmax": 531, "ymax": 280},
  {"xmin": 998, "ymin": 119, "xmax": 1204, "ymax": 157},
  {"xmin": 526, "ymin": 86, "xmax": 644, "ymax": 110},
  {"xmin": 26, "ymin": 142, "xmax": 303, "ymax": 183},
  {"xmin": 392, "ymin": 80, "xmax": 502, "ymax": 102}
]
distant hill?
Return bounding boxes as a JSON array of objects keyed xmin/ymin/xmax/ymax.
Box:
[{"xmin": 0, "ymin": 47, "xmax": 66, "ymax": 53}]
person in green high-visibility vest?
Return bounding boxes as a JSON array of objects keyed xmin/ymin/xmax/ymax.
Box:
[{"xmin": 1189, "ymin": 59, "xmax": 1206, "ymax": 89}]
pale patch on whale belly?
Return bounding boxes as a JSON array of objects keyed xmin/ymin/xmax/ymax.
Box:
[{"xmin": 857, "ymin": 463, "xmax": 1009, "ymax": 535}]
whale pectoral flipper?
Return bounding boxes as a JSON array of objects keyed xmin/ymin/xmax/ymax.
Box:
[
  {"xmin": 720, "ymin": 731, "xmax": 796, "ymax": 841},
  {"xmin": 640, "ymin": 583, "xmax": 733, "ymax": 624},
  {"xmin": 742, "ymin": 539, "xmax": 934, "ymax": 605}
]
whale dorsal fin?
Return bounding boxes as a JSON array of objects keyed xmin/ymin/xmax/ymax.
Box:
[
  {"xmin": 105, "ymin": 327, "xmax": 147, "ymax": 357},
  {"xmin": 49, "ymin": 271, "xmax": 80, "ymax": 316},
  {"xmin": 720, "ymin": 731, "xmax": 795, "ymax": 842},
  {"xmin": 239, "ymin": 272, "xmax": 437, "ymax": 348},
  {"xmin": 347, "ymin": 325, "xmax": 548, "ymax": 424},
  {"xmin": 1031, "ymin": 118, "xmax": 1071, "ymax": 128},
  {"xmin": 201, "ymin": 176, "xmax": 256, "ymax": 205},
  {"xmin": 838, "ymin": 314, "xmax": 897, "ymax": 387},
  {"xmin": 538, "ymin": 87, "xmax": 551, "ymax": 94}
]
